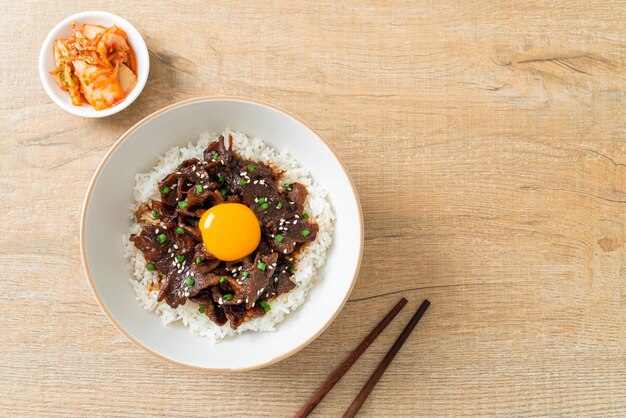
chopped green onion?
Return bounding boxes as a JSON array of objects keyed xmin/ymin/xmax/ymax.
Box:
[
  {"xmin": 178, "ymin": 200, "xmax": 188, "ymax": 209},
  {"xmin": 287, "ymin": 262, "xmax": 293, "ymax": 271},
  {"xmin": 161, "ymin": 186, "xmax": 170, "ymax": 194},
  {"xmin": 283, "ymin": 183, "xmax": 292, "ymax": 190},
  {"xmin": 242, "ymin": 271, "xmax": 250, "ymax": 278},
  {"xmin": 185, "ymin": 277, "xmax": 195, "ymax": 286},
  {"xmin": 275, "ymin": 234, "xmax": 284, "ymax": 243},
  {"xmin": 220, "ymin": 188, "xmax": 227, "ymax": 197},
  {"xmin": 176, "ymin": 227, "xmax": 185, "ymax": 235},
  {"xmin": 157, "ymin": 233, "xmax": 167, "ymax": 243},
  {"xmin": 195, "ymin": 257, "xmax": 202, "ymax": 265},
  {"xmin": 152, "ymin": 209, "xmax": 160, "ymax": 219},
  {"xmin": 277, "ymin": 202, "xmax": 283, "ymax": 209},
  {"xmin": 261, "ymin": 202, "xmax": 270, "ymax": 211},
  {"xmin": 198, "ymin": 307, "xmax": 205, "ymax": 313},
  {"xmin": 219, "ymin": 276, "xmax": 226, "ymax": 284},
  {"xmin": 301, "ymin": 229, "xmax": 311, "ymax": 238},
  {"xmin": 239, "ymin": 179, "xmax": 248, "ymax": 185},
  {"xmin": 223, "ymin": 293, "xmax": 233, "ymax": 301},
  {"xmin": 218, "ymin": 175, "xmax": 225, "ymax": 185},
  {"xmin": 257, "ymin": 261, "xmax": 266, "ymax": 271},
  {"xmin": 259, "ymin": 300, "xmax": 271, "ymax": 312},
  {"xmin": 146, "ymin": 263, "xmax": 156, "ymax": 271},
  {"xmin": 176, "ymin": 255, "xmax": 185, "ymax": 263},
  {"xmin": 212, "ymin": 152, "xmax": 219, "ymax": 161},
  {"xmin": 258, "ymin": 197, "xmax": 267, "ymax": 204},
  {"xmin": 196, "ymin": 184, "xmax": 203, "ymax": 193},
  {"xmin": 302, "ymin": 212, "xmax": 309, "ymax": 219},
  {"xmin": 248, "ymin": 164, "xmax": 255, "ymax": 172}
]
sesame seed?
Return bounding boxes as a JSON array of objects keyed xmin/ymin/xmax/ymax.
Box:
[
  {"xmin": 173, "ymin": 245, "xmax": 178, "ymax": 249},
  {"xmin": 295, "ymin": 215, "xmax": 300, "ymax": 219},
  {"xmin": 155, "ymin": 228, "xmax": 159, "ymax": 233},
  {"xmin": 253, "ymin": 180, "xmax": 259, "ymax": 185},
  {"xmin": 162, "ymin": 225, "xmax": 167, "ymax": 229},
  {"xmin": 259, "ymin": 180, "xmax": 265, "ymax": 185},
  {"xmin": 283, "ymin": 249, "xmax": 287, "ymax": 254},
  {"xmin": 294, "ymin": 220, "xmax": 298, "ymax": 225}
]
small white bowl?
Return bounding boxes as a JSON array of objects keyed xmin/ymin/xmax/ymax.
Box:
[
  {"xmin": 39, "ymin": 11, "xmax": 149, "ymax": 118},
  {"xmin": 81, "ymin": 97, "xmax": 363, "ymax": 370}
]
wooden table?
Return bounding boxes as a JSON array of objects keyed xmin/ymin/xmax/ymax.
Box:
[{"xmin": 2, "ymin": 1, "xmax": 625, "ymax": 416}]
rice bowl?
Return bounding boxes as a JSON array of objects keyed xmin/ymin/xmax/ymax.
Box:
[{"xmin": 81, "ymin": 97, "xmax": 362, "ymax": 370}]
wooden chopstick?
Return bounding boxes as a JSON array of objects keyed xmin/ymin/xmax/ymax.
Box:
[
  {"xmin": 294, "ymin": 297, "xmax": 408, "ymax": 418},
  {"xmin": 342, "ymin": 299, "xmax": 431, "ymax": 418}
]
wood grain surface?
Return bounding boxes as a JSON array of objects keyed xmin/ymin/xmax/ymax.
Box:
[{"xmin": 1, "ymin": 1, "xmax": 625, "ymax": 416}]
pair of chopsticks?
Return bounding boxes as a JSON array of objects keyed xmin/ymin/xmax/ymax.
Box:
[{"xmin": 295, "ymin": 298, "xmax": 431, "ymax": 418}]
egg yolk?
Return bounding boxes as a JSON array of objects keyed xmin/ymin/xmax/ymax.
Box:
[{"xmin": 199, "ymin": 203, "xmax": 261, "ymax": 261}]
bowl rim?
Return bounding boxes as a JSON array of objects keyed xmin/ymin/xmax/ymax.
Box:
[
  {"xmin": 38, "ymin": 10, "xmax": 150, "ymax": 118},
  {"xmin": 80, "ymin": 96, "xmax": 364, "ymax": 370}
]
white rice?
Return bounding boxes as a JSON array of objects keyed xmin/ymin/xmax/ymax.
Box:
[{"xmin": 122, "ymin": 129, "xmax": 334, "ymax": 343}]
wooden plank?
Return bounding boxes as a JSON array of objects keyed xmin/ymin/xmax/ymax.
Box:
[{"xmin": 0, "ymin": 1, "xmax": 624, "ymax": 416}]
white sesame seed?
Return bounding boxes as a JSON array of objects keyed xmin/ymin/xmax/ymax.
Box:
[
  {"xmin": 295, "ymin": 215, "xmax": 300, "ymax": 219},
  {"xmin": 173, "ymin": 244, "xmax": 178, "ymax": 249},
  {"xmin": 283, "ymin": 249, "xmax": 287, "ymax": 254},
  {"xmin": 294, "ymin": 220, "xmax": 298, "ymax": 225},
  {"xmin": 253, "ymin": 180, "xmax": 259, "ymax": 185},
  {"xmin": 259, "ymin": 180, "xmax": 265, "ymax": 185},
  {"xmin": 162, "ymin": 225, "xmax": 167, "ymax": 229},
  {"xmin": 155, "ymin": 228, "xmax": 159, "ymax": 233}
]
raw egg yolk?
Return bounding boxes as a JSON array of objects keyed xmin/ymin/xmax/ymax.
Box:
[{"xmin": 199, "ymin": 203, "xmax": 261, "ymax": 261}]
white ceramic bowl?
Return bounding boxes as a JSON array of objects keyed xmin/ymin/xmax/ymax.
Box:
[
  {"xmin": 81, "ymin": 97, "xmax": 363, "ymax": 370},
  {"xmin": 39, "ymin": 11, "xmax": 149, "ymax": 118}
]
